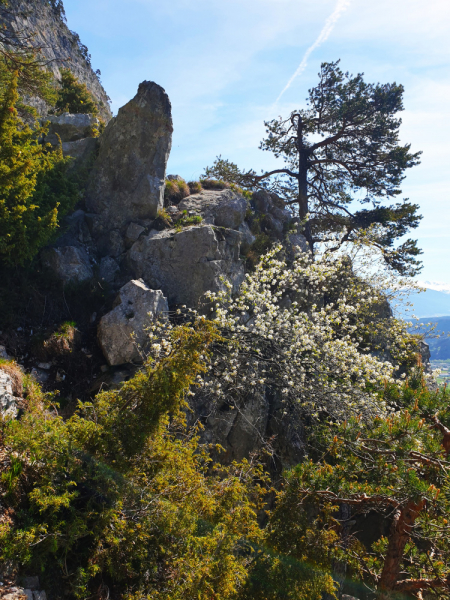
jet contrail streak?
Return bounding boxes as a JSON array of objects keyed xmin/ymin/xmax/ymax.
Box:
[{"xmin": 274, "ymin": 0, "xmax": 351, "ymax": 106}]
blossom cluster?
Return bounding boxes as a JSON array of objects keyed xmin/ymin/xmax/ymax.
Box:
[
  {"xmin": 146, "ymin": 242, "xmax": 422, "ymax": 422},
  {"xmin": 200, "ymin": 244, "xmax": 418, "ymax": 420}
]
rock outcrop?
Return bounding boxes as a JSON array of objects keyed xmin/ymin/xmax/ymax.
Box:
[
  {"xmin": 86, "ymin": 81, "xmax": 173, "ymax": 256},
  {"xmin": 98, "ymin": 280, "xmax": 168, "ymax": 366},
  {"xmin": 41, "ymin": 246, "xmax": 93, "ymax": 285},
  {"xmin": 128, "ymin": 224, "xmax": 245, "ymax": 309},
  {"xmin": 0, "ymin": 371, "xmax": 18, "ymax": 419},
  {"xmin": 178, "ymin": 189, "xmax": 247, "ymax": 230},
  {"xmin": 192, "ymin": 387, "xmax": 305, "ymax": 468},
  {"xmin": 43, "ymin": 113, "xmax": 100, "ymax": 145},
  {"xmin": 1, "ymin": 0, "xmax": 112, "ymax": 122}
]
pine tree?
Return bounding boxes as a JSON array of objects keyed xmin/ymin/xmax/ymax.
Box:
[
  {"xmin": 54, "ymin": 68, "xmax": 99, "ymax": 115},
  {"xmin": 0, "ymin": 72, "xmax": 77, "ymax": 265}
]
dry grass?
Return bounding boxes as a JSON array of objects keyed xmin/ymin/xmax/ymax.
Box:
[
  {"xmin": 43, "ymin": 322, "xmax": 77, "ymax": 357},
  {"xmin": 199, "ymin": 179, "xmax": 230, "ymax": 191},
  {"xmin": 187, "ymin": 180, "xmax": 202, "ymax": 194},
  {"xmin": 164, "ymin": 179, "xmax": 190, "ymax": 204},
  {"xmin": 0, "ymin": 360, "xmax": 24, "ymax": 397}
]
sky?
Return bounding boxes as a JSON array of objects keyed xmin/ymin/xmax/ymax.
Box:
[{"xmin": 63, "ymin": 0, "xmax": 450, "ymax": 286}]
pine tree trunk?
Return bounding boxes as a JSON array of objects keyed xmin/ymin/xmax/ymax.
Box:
[{"xmin": 377, "ymin": 499, "xmax": 426, "ymax": 599}]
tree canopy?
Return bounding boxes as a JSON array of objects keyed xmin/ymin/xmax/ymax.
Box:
[{"xmin": 204, "ymin": 61, "xmax": 423, "ymax": 276}]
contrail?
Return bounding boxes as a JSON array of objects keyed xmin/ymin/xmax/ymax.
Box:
[{"xmin": 274, "ymin": 0, "xmax": 352, "ymax": 106}]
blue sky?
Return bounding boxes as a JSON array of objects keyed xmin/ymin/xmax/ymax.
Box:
[{"xmin": 63, "ymin": 0, "xmax": 450, "ymax": 286}]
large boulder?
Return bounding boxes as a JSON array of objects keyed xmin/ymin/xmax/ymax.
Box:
[
  {"xmin": 127, "ymin": 225, "xmax": 245, "ymax": 309},
  {"xmin": 98, "ymin": 279, "xmax": 168, "ymax": 366},
  {"xmin": 86, "ymin": 81, "xmax": 173, "ymax": 256},
  {"xmin": 177, "ymin": 189, "xmax": 247, "ymax": 230},
  {"xmin": 43, "ymin": 113, "xmax": 99, "ymax": 144},
  {"xmin": 41, "ymin": 246, "xmax": 93, "ymax": 285},
  {"xmin": 0, "ymin": 371, "xmax": 18, "ymax": 419}
]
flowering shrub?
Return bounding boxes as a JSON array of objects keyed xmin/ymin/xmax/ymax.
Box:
[{"xmin": 188, "ymin": 244, "xmax": 422, "ymax": 421}]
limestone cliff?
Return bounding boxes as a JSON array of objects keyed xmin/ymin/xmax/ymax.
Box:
[{"xmin": 1, "ymin": 0, "xmax": 112, "ymax": 122}]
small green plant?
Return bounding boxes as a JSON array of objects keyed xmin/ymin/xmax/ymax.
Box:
[{"xmin": 175, "ymin": 210, "xmax": 203, "ymax": 231}]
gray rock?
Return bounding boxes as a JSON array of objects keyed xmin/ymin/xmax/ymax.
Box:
[
  {"xmin": 62, "ymin": 137, "xmax": 98, "ymax": 164},
  {"xmin": 238, "ymin": 221, "xmax": 256, "ymax": 253},
  {"xmin": 252, "ymin": 189, "xmax": 273, "ymax": 213},
  {"xmin": 43, "ymin": 113, "xmax": 99, "ymax": 144},
  {"xmin": 286, "ymin": 233, "xmax": 310, "ymax": 261},
  {"xmin": 0, "ymin": 371, "xmax": 18, "ymax": 419},
  {"xmin": 41, "ymin": 246, "xmax": 93, "ymax": 284},
  {"xmin": 53, "ymin": 210, "xmax": 92, "ymax": 248},
  {"xmin": 128, "ymin": 225, "xmax": 245, "ymax": 309},
  {"xmin": 86, "ymin": 81, "xmax": 173, "ymax": 255},
  {"xmin": 33, "ymin": 592, "xmax": 47, "ymax": 600},
  {"xmin": 0, "ymin": 345, "xmax": 9, "ymax": 359},
  {"xmin": 22, "ymin": 577, "xmax": 39, "ymax": 591},
  {"xmin": 191, "ymin": 386, "xmax": 304, "ymax": 468},
  {"xmin": 342, "ymin": 596, "xmax": 360, "ymax": 600},
  {"xmin": 166, "ymin": 174, "xmax": 184, "ymax": 181},
  {"xmin": 99, "ymin": 256, "xmax": 120, "ymax": 284},
  {"xmin": 125, "ymin": 222, "xmax": 146, "ymax": 245},
  {"xmin": 178, "ymin": 189, "xmax": 247, "ymax": 230},
  {"xmin": 30, "ymin": 368, "xmax": 50, "ymax": 385},
  {"xmin": 98, "ymin": 279, "xmax": 169, "ymax": 366}
]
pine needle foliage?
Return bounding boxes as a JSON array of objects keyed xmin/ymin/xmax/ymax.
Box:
[
  {"xmin": 281, "ymin": 373, "xmax": 450, "ymax": 599},
  {"xmin": 54, "ymin": 68, "xmax": 99, "ymax": 115},
  {"xmin": 0, "ymin": 320, "xmax": 271, "ymax": 600},
  {"xmin": 0, "ymin": 72, "xmax": 78, "ymax": 266}
]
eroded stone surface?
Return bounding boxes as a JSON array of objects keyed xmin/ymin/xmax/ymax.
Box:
[
  {"xmin": 0, "ymin": 371, "xmax": 18, "ymax": 419},
  {"xmin": 41, "ymin": 246, "xmax": 93, "ymax": 284},
  {"xmin": 86, "ymin": 81, "xmax": 173, "ymax": 255},
  {"xmin": 98, "ymin": 279, "xmax": 168, "ymax": 366},
  {"xmin": 43, "ymin": 113, "xmax": 99, "ymax": 144},
  {"xmin": 128, "ymin": 225, "xmax": 245, "ymax": 308},
  {"xmin": 178, "ymin": 189, "xmax": 247, "ymax": 230}
]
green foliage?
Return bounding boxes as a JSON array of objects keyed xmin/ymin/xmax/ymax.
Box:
[
  {"xmin": 0, "ymin": 73, "xmax": 79, "ymax": 266},
  {"xmin": 54, "ymin": 68, "xmax": 99, "ymax": 115},
  {"xmin": 0, "ymin": 321, "xmax": 270, "ymax": 599},
  {"xmin": 200, "ymin": 177, "xmax": 231, "ymax": 191},
  {"xmin": 175, "ymin": 209, "xmax": 203, "ymax": 231},
  {"xmin": 258, "ymin": 60, "xmax": 423, "ymax": 275},
  {"xmin": 281, "ymin": 374, "xmax": 450, "ymax": 598}
]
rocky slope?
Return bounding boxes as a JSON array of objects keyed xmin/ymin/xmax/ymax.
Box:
[{"xmin": 1, "ymin": 0, "xmax": 112, "ymax": 121}]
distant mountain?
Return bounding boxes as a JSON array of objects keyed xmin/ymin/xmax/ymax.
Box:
[
  {"xmin": 416, "ymin": 316, "xmax": 450, "ymax": 361},
  {"xmin": 399, "ymin": 289, "xmax": 450, "ymax": 318}
]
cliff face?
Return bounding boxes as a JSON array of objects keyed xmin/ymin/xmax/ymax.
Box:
[{"xmin": 2, "ymin": 0, "xmax": 112, "ymax": 122}]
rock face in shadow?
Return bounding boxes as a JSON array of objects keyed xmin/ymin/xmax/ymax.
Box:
[
  {"xmin": 127, "ymin": 225, "xmax": 245, "ymax": 309},
  {"xmin": 86, "ymin": 81, "xmax": 173, "ymax": 256},
  {"xmin": 190, "ymin": 386, "xmax": 305, "ymax": 471},
  {"xmin": 41, "ymin": 246, "xmax": 93, "ymax": 285}
]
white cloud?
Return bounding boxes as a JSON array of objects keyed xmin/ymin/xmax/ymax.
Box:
[{"xmin": 274, "ymin": 0, "xmax": 352, "ymax": 105}]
